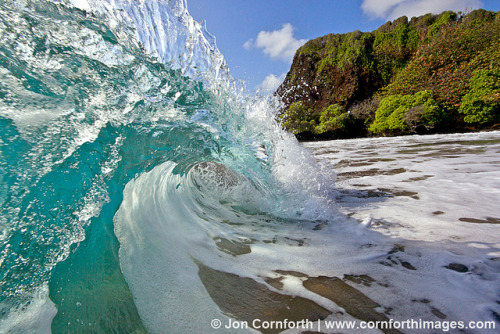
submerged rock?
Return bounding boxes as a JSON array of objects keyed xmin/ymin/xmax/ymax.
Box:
[
  {"xmin": 445, "ymin": 263, "xmax": 469, "ymax": 273},
  {"xmin": 197, "ymin": 263, "xmax": 330, "ymax": 334},
  {"xmin": 303, "ymin": 276, "xmax": 402, "ymax": 334}
]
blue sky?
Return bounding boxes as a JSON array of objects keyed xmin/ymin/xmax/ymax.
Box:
[{"xmin": 187, "ymin": 0, "xmax": 500, "ymax": 92}]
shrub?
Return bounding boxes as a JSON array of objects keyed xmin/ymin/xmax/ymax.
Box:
[
  {"xmin": 278, "ymin": 102, "xmax": 316, "ymax": 134},
  {"xmin": 369, "ymin": 90, "xmax": 442, "ymax": 134},
  {"xmin": 350, "ymin": 97, "xmax": 381, "ymax": 125},
  {"xmin": 314, "ymin": 104, "xmax": 347, "ymax": 134},
  {"xmin": 459, "ymin": 69, "xmax": 500, "ymax": 124}
]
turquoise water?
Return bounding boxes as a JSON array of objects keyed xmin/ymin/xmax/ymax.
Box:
[{"xmin": 0, "ymin": 1, "xmax": 333, "ymax": 332}]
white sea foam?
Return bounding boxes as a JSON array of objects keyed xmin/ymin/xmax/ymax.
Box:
[
  {"xmin": 304, "ymin": 131, "xmax": 500, "ymax": 243},
  {"xmin": 0, "ymin": 284, "xmax": 57, "ymax": 334},
  {"xmin": 114, "ymin": 162, "xmax": 236, "ymax": 333},
  {"xmin": 115, "ymin": 132, "xmax": 500, "ymax": 333},
  {"xmin": 303, "ymin": 131, "xmax": 500, "ymax": 331}
]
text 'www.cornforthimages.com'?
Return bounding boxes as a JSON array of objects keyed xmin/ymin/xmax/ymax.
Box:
[{"xmin": 210, "ymin": 318, "xmax": 496, "ymax": 332}]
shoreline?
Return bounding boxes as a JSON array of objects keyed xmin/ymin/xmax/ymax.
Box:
[{"xmin": 296, "ymin": 124, "xmax": 500, "ymax": 142}]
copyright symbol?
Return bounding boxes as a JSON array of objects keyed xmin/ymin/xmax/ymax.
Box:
[{"xmin": 211, "ymin": 319, "xmax": 222, "ymax": 329}]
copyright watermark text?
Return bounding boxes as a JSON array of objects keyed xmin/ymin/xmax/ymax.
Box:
[
  {"xmin": 211, "ymin": 318, "xmax": 315, "ymax": 330},
  {"xmin": 210, "ymin": 318, "xmax": 497, "ymax": 332}
]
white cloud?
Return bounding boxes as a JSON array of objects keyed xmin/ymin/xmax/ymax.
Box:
[
  {"xmin": 243, "ymin": 39, "xmax": 253, "ymax": 50},
  {"xmin": 258, "ymin": 73, "xmax": 286, "ymax": 92},
  {"xmin": 361, "ymin": 0, "xmax": 483, "ymax": 20},
  {"xmin": 244, "ymin": 23, "xmax": 307, "ymax": 63},
  {"xmin": 361, "ymin": 0, "xmax": 408, "ymax": 19}
]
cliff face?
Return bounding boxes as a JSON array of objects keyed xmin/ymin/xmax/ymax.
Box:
[{"xmin": 276, "ymin": 9, "xmax": 500, "ymax": 140}]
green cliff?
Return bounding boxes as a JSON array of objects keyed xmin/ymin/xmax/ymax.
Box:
[{"xmin": 275, "ymin": 9, "xmax": 500, "ymax": 140}]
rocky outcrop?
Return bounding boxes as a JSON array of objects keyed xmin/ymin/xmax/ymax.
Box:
[{"xmin": 276, "ymin": 10, "xmax": 500, "ymax": 140}]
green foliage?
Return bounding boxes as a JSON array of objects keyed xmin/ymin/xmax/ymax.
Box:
[
  {"xmin": 409, "ymin": 13, "xmax": 437, "ymax": 29},
  {"xmin": 299, "ymin": 38, "xmax": 325, "ymax": 58},
  {"xmin": 470, "ymin": 39, "xmax": 500, "ymax": 72},
  {"xmin": 384, "ymin": 10, "xmax": 499, "ymax": 108},
  {"xmin": 372, "ymin": 21, "xmax": 421, "ymax": 83},
  {"xmin": 462, "ymin": 9, "xmax": 496, "ymax": 25},
  {"xmin": 459, "ymin": 69, "xmax": 500, "ymax": 124},
  {"xmin": 314, "ymin": 104, "xmax": 348, "ymax": 134},
  {"xmin": 320, "ymin": 104, "xmax": 344, "ymax": 121},
  {"xmin": 428, "ymin": 11, "xmax": 456, "ymax": 37},
  {"xmin": 310, "ymin": 21, "xmax": 422, "ymax": 79},
  {"xmin": 278, "ymin": 102, "xmax": 317, "ymax": 134},
  {"xmin": 369, "ymin": 91, "xmax": 442, "ymax": 134},
  {"xmin": 373, "ymin": 22, "xmax": 420, "ymax": 51},
  {"xmin": 316, "ymin": 31, "xmax": 375, "ymax": 72},
  {"xmin": 297, "ymin": 11, "xmax": 462, "ymax": 88}
]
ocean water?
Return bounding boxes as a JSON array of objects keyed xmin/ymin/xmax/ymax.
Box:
[{"xmin": 0, "ymin": 1, "xmax": 499, "ymax": 333}]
